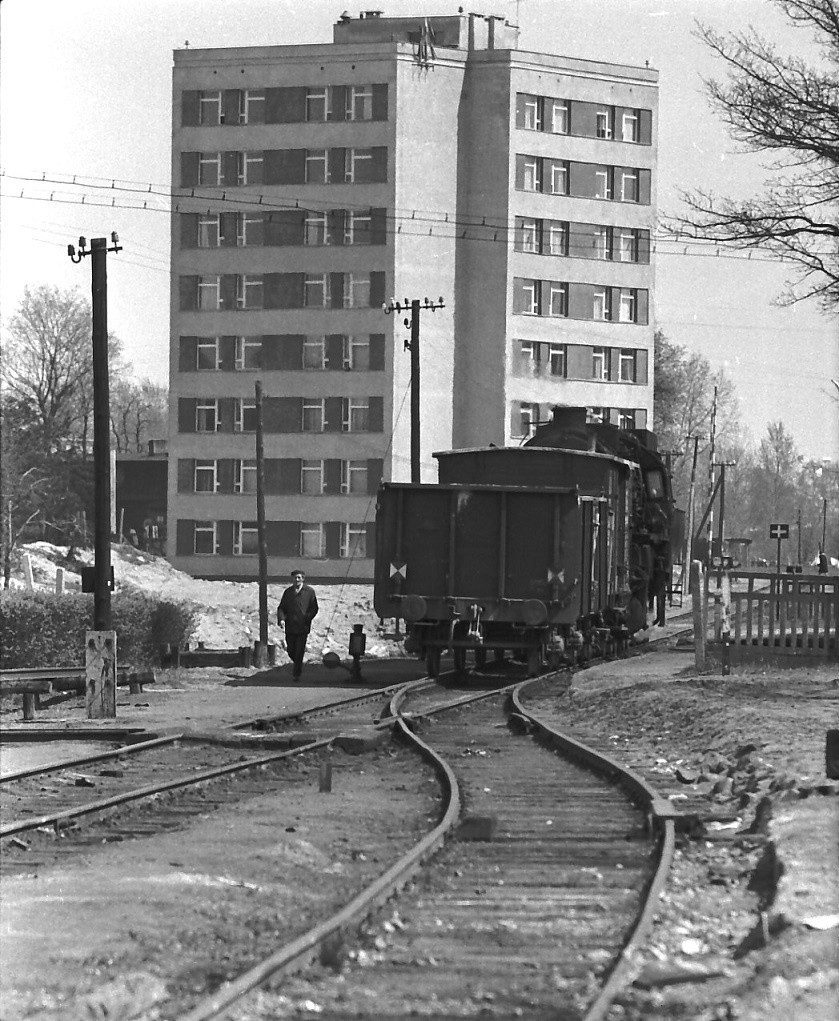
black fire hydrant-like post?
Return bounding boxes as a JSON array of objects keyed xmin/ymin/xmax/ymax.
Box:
[{"xmin": 349, "ymin": 624, "xmax": 366, "ymax": 683}]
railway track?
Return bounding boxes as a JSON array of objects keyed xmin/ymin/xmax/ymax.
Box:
[{"xmin": 172, "ymin": 676, "xmax": 675, "ymax": 1021}]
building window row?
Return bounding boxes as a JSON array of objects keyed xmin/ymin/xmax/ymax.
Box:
[
  {"xmin": 181, "ymin": 147, "xmax": 388, "ymax": 188},
  {"xmin": 515, "ymin": 93, "xmax": 652, "ymax": 145},
  {"xmin": 514, "ymin": 218, "xmax": 650, "ymax": 263},
  {"xmin": 513, "ymin": 341, "xmax": 648, "ymax": 383},
  {"xmin": 513, "ymin": 279, "xmax": 649, "ymax": 324},
  {"xmin": 515, "ymin": 155, "xmax": 651, "ymax": 204},
  {"xmin": 177, "ymin": 519, "xmax": 375, "ymax": 559},
  {"xmin": 178, "ymin": 334, "xmax": 385, "ymax": 373},
  {"xmin": 181, "ymin": 208, "xmax": 387, "ymax": 248},
  {"xmin": 178, "ymin": 396, "xmax": 384, "ymax": 434},
  {"xmin": 178, "ymin": 271, "xmax": 386, "ymax": 311},
  {"xmin": 178, "ymin": 457, "xmax": 382, "ymax": 496},
  {"xmin": 181, "ymin": 84, "xmax": 388, "ymax": 127},
  {"xmin": 512, "ymin": 403, "xmax": 647, "ymax": 439}
]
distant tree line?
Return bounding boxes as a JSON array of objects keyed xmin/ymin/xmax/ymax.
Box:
[
  {"xmin": 1, "ymin": 285, "xmax": 167, "ymax": 585},
  {"xmin": 653, "ymin": 331, "xmax": 839, "ymax": 566}
]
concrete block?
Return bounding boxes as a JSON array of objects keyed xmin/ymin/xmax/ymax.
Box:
[
  {"xmin": 826, "ymin": 729, "xmax": 839, "ymax": 780},
  {"xmin": 334, "ymin": 728, "xmax": 389, "ymax": 754}
]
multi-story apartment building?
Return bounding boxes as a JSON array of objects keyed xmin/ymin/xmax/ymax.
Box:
[{"xmin": 168, "ymin": 10, "xmax": 658, "ymax": 579}]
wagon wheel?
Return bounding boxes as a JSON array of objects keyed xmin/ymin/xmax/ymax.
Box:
[
  {"xmin": 474, "ymin": 647, "xmax": 488, "ymax": 669},
  {"xmin": 425, "ymin": 647, "xmax": 441, "ymax": 678},
  {"xmin": 453, "ymin": 646, "xmax": 467, "ymax": 673}
]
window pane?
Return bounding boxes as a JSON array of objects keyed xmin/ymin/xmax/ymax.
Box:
[
  {"xmin": 301, "ymin": 460, "xmax": 324, "ymax": 494},
  {"xmin": 522, "ymin": 158, "xmax": 539, "ymax": 191},
  {"xmin": 236, "ymin": 459, "xmax": 257, "ymax": 493},
  {"xmin": 198, "ymin": 216, "xmax": 220, "ymax": 247},
  {"xmin": 196, "ymin": 401, "xmax": 217, "ymax": 431},
  {"xmin": 194, "ymin": 523, "xmax": 216, "ymax": 554},
  {"xmin": 303, "ymin": 337, "xmax": 326, "ymax": 369},
  {"xmin": 346, "ymin": 336, "xmax": 370, "ymax": 370},
  {"xmin": 303, "ymin": 400, "xmax": 324, "ymax": 431},
  {"xmin": 195, "ymin": 460, "xmax": 217, "ymax": 492},
  {"xmin": 305, "ymin": 150, "xmax": 327, "ymax": 183},
  {"xmin": 346, "ymin": 276, "xmax": 370, "ymax": 308},
  {"xmin": 305, "ymin": 214, "xmax": 328, "ymax": 245},
  {"xmin": 551, "ymin": 101, "xmax": 568, "ymax": 134},
  {"xmin": 306, "ymin": 90, "xmax": 327, "ymax": 121},
  {"xmin": 548, "ymin": 223, "xmax": 567, "ymax": 256},
  {"xmin": 348, "ymin": 399, "xmax": 369, "ymax": 431},
  {"xmin": 344, "ymin": 460, "xmax": 368, "ymax": 494},
  {"xmin": 549, "ymin": 283, "xmax": 566, "ymax": 317},
  {"xmin": 517, "ymin": 218, "xmax": 539, "ymax": 253},
  {"xmin": 301, "ymin": 526, "xmax": 324, "ymax": 557},
  {"xmin": 304, "ymin": 276, "xmax": 328, "ymax": 307},
  {"xmin": 549, "ymin": 344, "xmax": 566, "ymax": 376}
]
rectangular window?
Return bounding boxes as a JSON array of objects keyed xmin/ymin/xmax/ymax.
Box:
[
  {"xmin": 345, "ymin": 397, "xmax": 369, "ymax": 432},
  {"xmin": 198, "ymin": 214, "xmax": 221, "ymax": 248},
  {"xmin": 345, "ymin": 274, "xmax": 370, "ymax": 308},
  {"xmin": 302, "ymin": 398, "xmax": 325, "ymax": 432},
  {"xmin": 198, "ymin": 277, "xmax": 221, "ymax": 310},
  {"xmin": 199, "ymin": 92, "xmax": 222, "ymax": 125},
  {"xmin": 301, "ymin": 459, "xmax": 325, "ymax": 495},
  {"xmin": 198, "ymin": 153, "xmax": 222, "ymax": 187},
  {"xmin": 342, "ymin": 460, "xmax": 368, "ymax": 494},
  {"xmin": 619, "ymin": 289, "xmax": 637, "ymax": 323},
  {"xmin": 517, "ymin": 279, "xmax": 540, "ymax": 315},
  {"xmin": 235, "ymin": 336, "xmax": 261, "ymax": 370},
  {"xmin": 518, "ymin": 340, "xmax": 541, "ymax": 377},
  {"xmin": 594, "ymin": 226, "xmax": 612, "ymax": 260},
  {"xmin": 305, "ymin": 149, "xmax": 328, "ymax": 183},
  {"xmin": 548, "ymin": 282, "xmax": 567, "ymax": 317},
  {"xmin": 194, "ymin": 521, "xmax": 218, "ymax": 555},
  {"xmin": 619, "ymin": 349, "xmax": 637, "ymax": 382},
  {"xmin": 344, "ymin": 335, "xmax": 370, "ymax": 370},
  {"xmin": 238, "ymin": 151, "xmax": 263, "ymax": 186},
  {"xmin": 593, "ymin": 287, "xmax": 611, "ymax": 321},
  {"xmin": 548, "ymin": 221, "xmax": 568, "ymax": 256},
  {"xmin": 305, "ymin": 212, "xmax": 329, "ymax": 245},
  {"xmin": 621, "ymin": 110, "xmax": 639, "ymax": 143},
  {"xmin": 340, "ymin": 522, "xmax": 367, "ymax": 559},
  {"xmin": 196, "ymin": 337, "xmax": 220, "ymax": 370},
  {"xmin": 304, "ymin": 274, "xmax": 329, "ymax": 307},
  {"xmin": 549, "ymin": 160, "xmax": 568, "ymax": 195},
  {"xmin": 347, "ymin": 85, "xmax": 373, "ymax": 121},
  {"xmin": 549, "ymin": 343, "xmax": 567, "ymax": 377},
  {"xmin": 306, "ymin": 88, "xmax": 328, "ymax": 122},
  {"xmin": 194, "ymin": 460, "xmax": 218, "ymax": 493},
  {"xmin": 516, "ymin": 217, "xmax": 539, "ymax": 254},
  {"xmin": 594, "ymin": 167, "xmax": 612, "ymax": 199},
  {"xmin": 237, "ymin": 275, "xmax": 263, "ymax": 310},
  {"xmin": 346, "ymin": 148, "xmax": 372, "ymax": 183},
  {"xmin": 235, "ymin": 398, "xmax": 257, "ymax": 432},
  {"xmin": 234, "ymin": 459, "xmax": 257, "ymax": 494},
  {"xmin": 521, "ymin": 156, "xmax": 540, "ymax": 192},
  {"xmin": 618, "ymin": 409, "xmax": 636, "ymax": 429},
  {"xmin": 196, "ymin": 399, "xmax": 219, "ymax": 432},
  {"xmin": 596, "ymin": 109, "xmax": 613, "ymax": 139},
  {"xmin": 233, "ymin": 521, "xmax": 259, "ymax": 556},
  {"xmin": 239, "ymin": 213, "xmax": 263, "ymax": 247},
  {"xmin": 551, "ymin": 100, "xmax": 569, "ymax": 134},
  {"xmin": 592, "ymin": 347, "xmax": 611, "ymax": 381},
  {"xmin": 301, "ymin": 523, "xmax": 325, "ymax": 557},
  {"xmin": 345, "ymin": 210, "xmax": 371, "ymax": 244},
  {"xmin": 618, "ymin": 229, "xmax": 637, "ymax": 262},
  {"xmin": 240, "ymin": 89, "xmax": 265, "ymax": 124},
  {"xmin": 621, "ymin": 169, "xmax": 639, "ymax": 202},
  {"xmin": 587, "ymin": 406, "xmax": 607, "ymax": 425},
  {"xmin": 520, "ymin": 401, "xmax": 541, "ymax": 439},
  {"xmin": 523, "ymin": 94, "xmax": 542, "ymax": 130},
  {"xmin": 303, "ymin": 336, "xmax": 326, "ymax": 369}
]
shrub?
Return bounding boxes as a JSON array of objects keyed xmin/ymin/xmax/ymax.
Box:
[{"xmin": 0, "ymin": 588, "xmax": 197, "ymax": 669}]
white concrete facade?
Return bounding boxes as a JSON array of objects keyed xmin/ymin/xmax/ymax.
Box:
[{"xmin": 167, "ymin": 12, "xmax": 658, "ymax": 580}]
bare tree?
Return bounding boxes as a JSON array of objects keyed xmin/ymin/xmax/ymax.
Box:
[
  {"xmin": 110, "ymin": 378, "xmax": 168, "ymax": 453},
  {"xmin": 668, "ymin": 0, "xmax": 839, "ymax": 308}
]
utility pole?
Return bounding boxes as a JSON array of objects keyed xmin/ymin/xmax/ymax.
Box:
[
  {"xmin": 706, "ymin": 385, "xmax": 718, "ymax": 561},
  {"xmin": 254, "ymin": 380, "xmax": 269, "ymax": 666},
  {"xmin": 685, "ymin": 435, "xmax": 702, "ymax": 593},
  {"xmin": 68, "ymin": 233, "xmax": 121, "ymax": 718},
  {"xmin": 383, "ymin": 296, "xmax": 445, "ymax": 484},
  {"xmin": 715, "ymin": 459, "xmax": 736, "ymax": 566}
]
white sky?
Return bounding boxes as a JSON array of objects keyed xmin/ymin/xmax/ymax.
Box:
[{"xmin": 1, "ymin": 0, "xmax": 837, "ymax": 459}]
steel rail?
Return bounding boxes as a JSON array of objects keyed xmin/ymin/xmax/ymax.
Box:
[
  {"xmin": 511, "ymin": 679, "xmax": 678, "ymax": 1021},
  {"xmin": 0, "ymin": 734, "xmax": 183, "ymax": 784},
  {"xmin": 177, "ymin": 714, "xmax": 461, "ymax": 1021},
  {"xmin": 0, "ymin": 736, "xmax": 333, "ymax": 839}
]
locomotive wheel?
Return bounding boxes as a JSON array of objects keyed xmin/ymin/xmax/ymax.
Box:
[
  {"xmin": 474, "ymin": 647, "xmax": 488, "ymax": 669},
  {"xmin": 425, "ymin": 647, "xmax": 441, "ymax": 678},
  {"xmin": 453, "ymin": 646, "xmax": 467, "ymax": 673}
]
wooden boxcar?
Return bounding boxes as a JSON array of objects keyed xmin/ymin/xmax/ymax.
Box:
[{"xmin": 373, "ymin": 476, "xmax": 630, "ymax": 675}]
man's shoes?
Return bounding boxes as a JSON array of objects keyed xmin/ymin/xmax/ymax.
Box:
[{"xmin": 292, "ymin": 666, "xmax": 301, "ymax": 680}]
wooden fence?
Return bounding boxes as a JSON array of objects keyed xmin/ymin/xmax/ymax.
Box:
[{"xmin": 714, "ymin": 572, "xmax": 838, "ymax": 661}]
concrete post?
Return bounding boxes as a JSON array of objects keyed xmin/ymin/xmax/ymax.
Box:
[
  {"xmin": 86, "ymin": 630, "xmax": 117, "ymax": 719},
  {"xmin": 691, "ymin": 560, "xmax": 706, "ymax": 670}
]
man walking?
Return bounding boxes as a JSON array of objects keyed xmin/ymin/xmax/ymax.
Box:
[{"xmin": 277, "ymin": 570, "xmax": 319, "ymax": 680}]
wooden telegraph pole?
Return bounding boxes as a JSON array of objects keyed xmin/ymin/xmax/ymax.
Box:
[
  {"xmin": 68, "ymin": 234, "xmax": 122, "ymax": 718},
  {"xmin": 382, "ymin": 297, "xmax": 445, "ymax": 483},
  {"xmin": 254, "ymin": 380, "xmax": 269, "ymax": 667}
]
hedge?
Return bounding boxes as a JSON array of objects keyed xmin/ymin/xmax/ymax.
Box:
[{"xmin": 0, "ymin": 589, "xmax": 198, "ymax": 669}]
